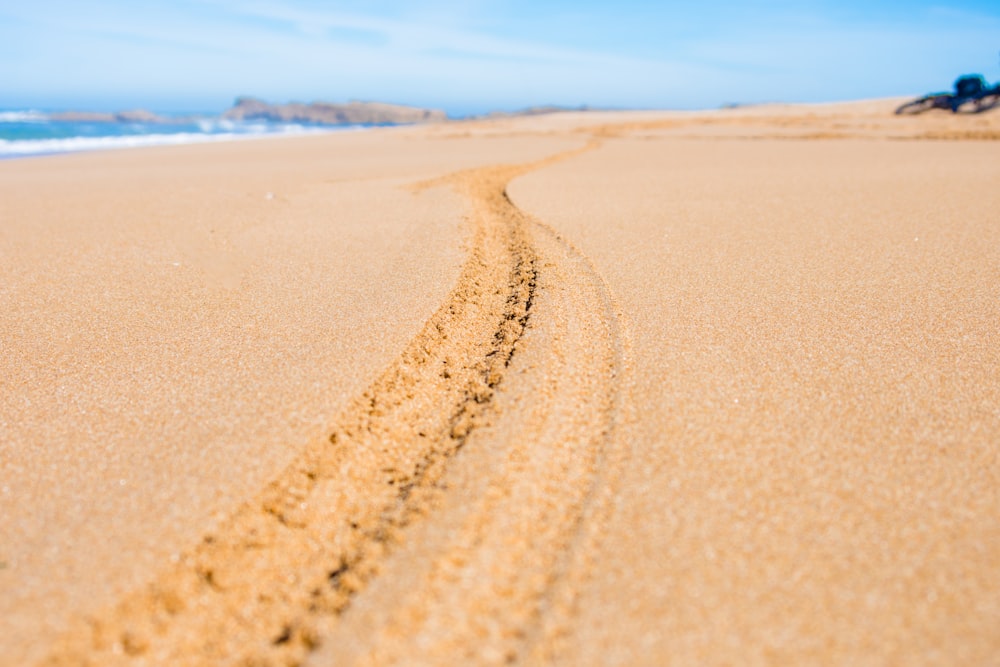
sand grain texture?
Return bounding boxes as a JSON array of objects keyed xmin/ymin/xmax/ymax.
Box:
[{"xmin": 2, "ymin": 100, "xmax": 998, "ymax": 665}]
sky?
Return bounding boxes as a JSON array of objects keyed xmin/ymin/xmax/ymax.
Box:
[{"xmin": 1, "ymin": 0, "xmax": 999, "ymax": 115}]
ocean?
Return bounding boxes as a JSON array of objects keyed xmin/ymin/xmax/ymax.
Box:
[{"xmin": 0, "ymin": 110, "xmax": 345, "ymax": 158}]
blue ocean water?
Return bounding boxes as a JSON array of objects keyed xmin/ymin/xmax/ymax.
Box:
[{"xmin": 0, "ymin": 110, "xmax": 343, "ymax": 158}]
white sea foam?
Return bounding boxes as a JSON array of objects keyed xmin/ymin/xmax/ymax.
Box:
[
  {"xmin": 196, "ymin": 118, "xmax": 240, "ymax": 132},
  {"xmin": 0, "ymin": 125, "xmax": 343, "ymax": 158},
  {"xmin": 0, "ymin": 110, "xmax": 48, "ymax": 122}
]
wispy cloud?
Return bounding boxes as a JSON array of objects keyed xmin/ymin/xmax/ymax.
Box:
[
  {"xmin": 211, "ymin": 0, "xmax": 652, "ymax": 66},
  {"xmin": 1, "ymin": 0, "xmax": 999, "ymax": 112}
]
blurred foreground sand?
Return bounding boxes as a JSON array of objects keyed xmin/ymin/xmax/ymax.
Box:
[{"xmin": 1, "ymin": 100, "xmax": 997, "ymax": 665}]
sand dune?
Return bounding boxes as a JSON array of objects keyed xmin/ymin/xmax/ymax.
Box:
[{"xmin": 2, "ymin": 100, "xmax": 998, "ymax": 665}]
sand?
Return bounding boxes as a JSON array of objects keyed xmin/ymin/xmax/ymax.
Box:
[{"xmin": 1, "ymin": 100, "xmax": 998, "ymax": 665}]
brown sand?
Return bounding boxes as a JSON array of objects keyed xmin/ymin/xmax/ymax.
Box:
[{"xmin": 1, "ymin": 99, "xmax": 998, "ymax": 665}]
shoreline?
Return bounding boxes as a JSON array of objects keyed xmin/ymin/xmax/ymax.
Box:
[
  {"xmin": 3, "ymin": 95, "xmax": 999, "ymax": 160},
  {"xmin": 0, "ymin": 123, "xmax": 365, "ymax": 160}
]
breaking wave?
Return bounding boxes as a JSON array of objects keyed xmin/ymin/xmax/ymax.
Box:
[{"xmin": 0, "ymin": 112, "xmax": 356, "ymax": 158}]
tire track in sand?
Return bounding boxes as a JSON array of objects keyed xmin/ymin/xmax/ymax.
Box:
[
  {"xmin": 43, "ymin": 139, "xmax": 631, "ymax": 666},
  {"xmin": 307, "ymin": 158, "xmax": 635, "ymax": 666}
]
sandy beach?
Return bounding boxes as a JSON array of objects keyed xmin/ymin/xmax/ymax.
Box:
[{"xmin": 2, "ymin": 100, "xmax": 998, "ymax": 665}]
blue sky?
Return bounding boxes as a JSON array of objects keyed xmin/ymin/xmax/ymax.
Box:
[{"xmin": 1, "ymin": 0, "xmax": 999, "ymax": 114}]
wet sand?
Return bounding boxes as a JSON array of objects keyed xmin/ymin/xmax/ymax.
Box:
[{"xmin": 1, "ymin": 100, "xmax": 998, "ymax": 665}]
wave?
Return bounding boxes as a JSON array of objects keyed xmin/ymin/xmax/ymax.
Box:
[
  {"xmin": 0, "ymin": 124, "xmax": 345, "ymax": 158},
  {"xmin": 0, "ymin": 110, "xmax": 48, "ymax": 122}
]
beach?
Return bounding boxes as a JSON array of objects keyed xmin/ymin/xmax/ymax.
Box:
[{"xmin": 1, "ymin": 100, "xmax": 998, "ymax": 665}]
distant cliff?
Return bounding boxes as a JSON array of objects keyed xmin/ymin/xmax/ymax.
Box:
[
  {"xmin": 49, "ymin": 109, "xmax": 168, "ymax": 123},
  {"xmin": 222, "ymin": 97, "xmax": 447, "ymax": 125}
]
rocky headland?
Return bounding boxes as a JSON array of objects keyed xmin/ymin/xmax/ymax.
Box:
[
  {"xmin": 48, "ymin": 109, "xmax": 170, "ymax": 123},
  {"xmin": 221, "ymin": 97, "xmax": 447, "ymax": 125},
  {"xmin": 42, "ymin": 100, "xmax": 591, "ymax": 127},
  {"xmin": 45, "ymin": 99, "xmax": 447, "ymax": 126}
]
